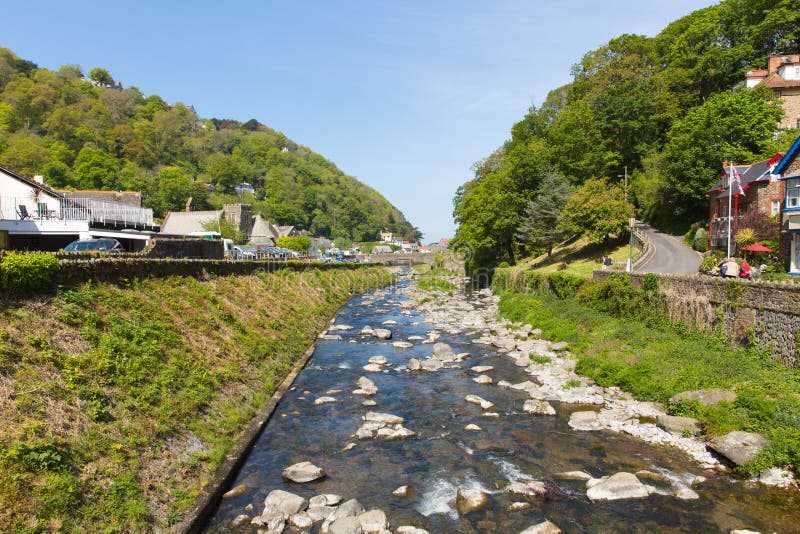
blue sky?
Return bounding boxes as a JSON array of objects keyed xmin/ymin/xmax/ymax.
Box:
[{"xmin": 4, "ymin": 0, "xmax": 716, "ymax": 242}]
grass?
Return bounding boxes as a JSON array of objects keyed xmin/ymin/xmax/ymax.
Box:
[
  {"xmin": 417, "ymin": 276, "xmax": 457, "ymax": 293},
  {"xmin": 514, "ymin": 236, "xmax": 634, "ymax": 279},
  {"xmin": 0, "ymin": 266, "xmax": 391, "ymax": 532},
  {"xmin": 497, "ymin": 289, "xmax": 800, "ymax": 476}
]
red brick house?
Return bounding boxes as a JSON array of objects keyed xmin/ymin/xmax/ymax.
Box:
[
  {"xmin": 745, "ymin": 54, "xmax": 800, "ymax": 130},
  {"xmin": 707, "ymin": 154, "xmax": 783, "ymax": 251}
]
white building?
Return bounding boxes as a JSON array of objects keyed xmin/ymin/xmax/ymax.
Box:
[{"xmin": 0, "ymin": 165, "xmax": 156, "ymax": 251}]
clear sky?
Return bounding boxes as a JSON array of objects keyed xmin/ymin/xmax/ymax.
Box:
[{"xmin": 3, "ymin": 0, "xmax": 717, "ymax": 242}]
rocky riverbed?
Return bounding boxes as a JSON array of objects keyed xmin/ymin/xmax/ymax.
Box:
[{"xmin": 205, "ymin": 272, "xmax": 800, "ymax": 533}]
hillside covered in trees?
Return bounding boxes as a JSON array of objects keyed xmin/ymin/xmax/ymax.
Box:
[
  {"xmin": 453, "ymin": 0, "xmax": 800, "ymax": 273},
  {"xmin": 0, "ymin": 49, "xmax": 420, "ymax": 242}
]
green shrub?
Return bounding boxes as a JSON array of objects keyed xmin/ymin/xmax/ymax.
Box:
[
  {"xmin": 547, "ymin": 271, "xmax": 584, "ymax": 299},
  {"xmin": 693, "ymin": 228, "xmax": 709, "ymax": 252},
  {"xmin": 683, "ymin": 226, "xmax": 696, "ymax": 246},
  {"xmin": 699, "ymin": 251, "xmax": 725, "ymax": 275},
  {"xmin": 1, "ymin": 252, "xmax": 59, "ymax": 292},
  {"xmin": 498, "ymin": 261, "xmax": 509, "ymax": 268}
]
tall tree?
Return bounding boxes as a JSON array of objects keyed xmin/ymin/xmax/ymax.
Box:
[
  {"xmin": 516, "ymin": 169, "xmax": 573, "ymax": 257},
  {"xmin": 558, "ymin": 177, "xmax": 631, "ymax": 243}
]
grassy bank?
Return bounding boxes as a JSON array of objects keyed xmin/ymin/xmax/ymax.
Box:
[
  {"xmin": 494, "ymin": 271, "xmax": 800, "ymax": 477},
  {"xmin": 0, "ymin": 266, "xmax": 391, "ymax": 532}
]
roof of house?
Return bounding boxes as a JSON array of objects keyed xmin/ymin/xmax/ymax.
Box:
[
  {"xmin": 709, "ymin": 157, "xmax": 780, "ymax": 199},
  {"xmin": 761, "ymin": 72, "xmax": 800, "ymax": 89},
  {"xmin": 0, "ymin": 164, "xmax": 64, "ymax": 199},
  {"xmin": 160, "ymin": 210, "xmax": 223, "ymax": 235},
  {"xmin": 274, "ymin": 225, "xmax": 295, "ymax": 237},
  {"xmin": 774, "ymin": 134, "xmax": 800, "ymax": 177},
  {"xmin": 249, "ymin": 215, "xmax": 279, "ymax": 245}
]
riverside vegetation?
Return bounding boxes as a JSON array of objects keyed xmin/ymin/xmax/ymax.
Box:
[
  {"xmin": 0, "ymin": 265, "xmax": 391, "ymax": 532},
  {"xmin": 492, "ymin": 268, "xmax": 800, "ymax": 478}
]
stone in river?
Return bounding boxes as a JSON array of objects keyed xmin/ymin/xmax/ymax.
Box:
[
  {"xmin": 310, "ymin": 493, "xmax": 343, "ymax": 507},
  {"xmin": 282, "ymin": 461, "xmax": 326, "ymax": 483},
  {"xmin": 373, "ymin": 328, "xmax": 392, "ymax": 340},
  {"xmin": 465, "ymin": 423, "xmax": 483, "ymax": 431},
  {"xmin": 230, "ymin": 514, "xmax": 250, "ymax": 528},
  {"xmin": 523, "ymin": 399, "xmax": 556, "ymax": 415},
  {"xmin": 382, "ymin": 319, "xmax": 398, "ymax": 325},
  {"xmin": 326, "ymin": 515, "xmax": 361, "ymax": 534},
  {"xmin": 506, "ymin": 481, "xmax": 547, "ymax": 497},
  {"xmin": 263, "ymin": 489, "xmax": 307, "ymax": 516},
  {"xmin": 368, "ymin": 355, "xmax": 388, "ymax": 365},
  {"xmin": 365, "ymin": 411, "xmax": 404, "ymax": 424},
  {"xmin": 328, "ymin": 498, "xmax": 365, "ymax": 521},
  {"xmin": 222, "ymin": 483, "xmax": 247, "ymax": 498},
  {"xmin": 392, "ymin": 485, "xmax": 410, "ymax": 497},
  {"xmin": 358, "ymin": 509, "xmax": 388, "ymax": 532},
  {"xmin": 333, "ymin": 324, "xmax": 354, "ymax": 331},
  {"xmin": 707, "ymin": 431, "xmax": 767, "ymax": 466},
  {"xmin": 433, "ymin": 342, "xmax": 457, "ymax": 361},
  {"xmin": 471, "ymin": 365, "xmax": 494, "ymax": 373},
  {"xmin": 314, "ymin": 396, "xmax": 337, "ymax": 405},
  {"xmin": 396, "ymin": 527, "xmax": 429, "ymax": 534},
  {"xmin": 362, "ymin": 399, "xmax": 377, "ymax": 406},
  {"xmin": 568, "ymin": 410, "xmax": 599, "ymax": 430},
  {"xmin": 675, "ymin": 488, "xmax": 700, "ymax": 500},
  {"xmin": 360, "ymin": 325, "xmax": 375, "ymax": 335},
  {"xmin": 362, "ymin": 363, "xmax": 384, "ymax": 372},
  {"xmin": 465, "ymin": 394, "xmax": 494, "ymax": 410},
  {"xmin": 473, "ymin": 375, "xmax": 493, "ymax": 385},
  {"xmin": 421, "ymin": 358, "xmax": 443, "ymax": 371},
  {"xmin": 585, "ymin": 472, "xmax": 651, "ymax": 501},
  {"xmin": 456, "ymin": 488, "xmax": 489, "ymax": 515},
  {"xmin": 407, "ymin": 358, "xmax": 422, "ymax": 371},
  {"xmin": 290, "ymin": 512, "xmax": 314, "ymax": 529},
  {"xmin": 520, "ymin": 520, "xmax": 562, "ymax": 534},
  {"xmin": 508, "ymin": 501, "xmax": 531, "ymax": 511},
  {"xmin": 393, "ymin": 341, "xmax": 414, "ymax": 349}
]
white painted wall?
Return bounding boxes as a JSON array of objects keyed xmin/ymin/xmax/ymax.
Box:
[
  {"xmin": 778, "ymin": 63, "xmax": 800, "ymax": 81},
  {"xmin": 0, "ymin": 169, "xmax": 62, "ymax": 219}
]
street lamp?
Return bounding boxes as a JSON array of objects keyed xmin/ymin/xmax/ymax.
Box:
[{"xmin": 618, "ymin": 166, "xmax": 634, "ymax": 273}]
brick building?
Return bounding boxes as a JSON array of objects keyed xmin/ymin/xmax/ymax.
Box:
[
  {"xmin": 707, "ymin": 155, "xmax": 783, "ymax": 251},
  {"xmin": 745, "ymin": 54, "xmax": 800, "ymax": 130},
  {"xmin": 774, "ymin": 135, "xmax": 800, "ymax": 273}
]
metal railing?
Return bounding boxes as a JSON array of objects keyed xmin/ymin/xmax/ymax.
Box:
[{"xmin": 0, "ymin": 196, "xmax": 154, "ymax": 226}]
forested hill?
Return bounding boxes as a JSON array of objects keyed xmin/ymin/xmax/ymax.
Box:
[
  {"xmin": 0, "ymin": 48, "xmax": 420, "ymax": 242},
  {"xmin": 452, "ymin": 0, "xmax": 800, "ymax": 272}
]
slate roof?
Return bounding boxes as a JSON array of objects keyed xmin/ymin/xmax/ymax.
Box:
[
  {"xmin": 709, "ymin": 157, "xmax": 781, "ymax": 199},
  {"xmin": 774, "ymin": 134, "xmax": 800, "ymax": 177},
  {"xmin": 0, "ymin": 163, "xmax": 63, "ymax": 199},
  {"xmin": 160, "ymin": 210, "xmax": 223, "ymax": 235}
]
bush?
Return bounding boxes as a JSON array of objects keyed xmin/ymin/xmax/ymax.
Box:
[
  {"xmin": 547, "ymin": 271, "xmax": 585, "ymax": 299},
  {"xmin": 699, "ymin": 251, "xmax": 725, "ymax": 275},
  {"xmin": 693, "ymin": 228, "xmax": 709, "ymax": 252},
  {"xmin": 1, "ymin": 252, "xmax": 59, "ymax": 292}
]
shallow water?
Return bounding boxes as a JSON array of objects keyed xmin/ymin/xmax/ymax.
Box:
[{"xmin": 205, "ymin": 280, "xmax": 800, "ymax": 533}]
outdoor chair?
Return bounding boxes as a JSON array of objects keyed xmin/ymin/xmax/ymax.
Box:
[{"xmin": 16, "ymin": 205, "xmax": 31, "ymax": 220}]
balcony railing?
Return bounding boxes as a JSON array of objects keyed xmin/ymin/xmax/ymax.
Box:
[{"xmin": 0, "ymin": 196, "xmax": 154, "ymax": 227}]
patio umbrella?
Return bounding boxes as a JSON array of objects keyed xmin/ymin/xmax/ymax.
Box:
[{"xmin": 741, "ymin": 243, "xmax": 773, "ymax": 252}]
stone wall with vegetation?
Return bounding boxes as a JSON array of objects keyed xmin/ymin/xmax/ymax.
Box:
[{"xmin": 593, "ymin": 270, "xmax": 800, "ymax": 367}]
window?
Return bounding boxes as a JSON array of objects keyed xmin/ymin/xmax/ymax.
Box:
[
  {"xmin": 772, "ymin": 199, "xmax": 781, "ymax": 216},
  {"xmin": 787, "ymin": 178, "xmax": 800, "ymax": 209}
]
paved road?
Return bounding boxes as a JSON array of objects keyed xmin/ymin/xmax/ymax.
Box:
[{"xmin": 636, "ymin": 223, "xmax": 702, "ymax": 275}]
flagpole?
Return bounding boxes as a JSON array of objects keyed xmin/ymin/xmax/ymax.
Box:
[{"xmin": 726, "ymin": 161, "xmax": 733, "ymax": 258}]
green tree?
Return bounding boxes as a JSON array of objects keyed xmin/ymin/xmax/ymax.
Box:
[
  {"xmin": 662, "ymin": 85, "xmax": 783, "ymax": 219},
  {"xmin": 205, "ymin": 152, "xmax": 242, "ymax": 192},
  {"xmin": 146, "ymin": 166, "xmax": 209, "ymax": 218},
  {"xmin": 73, "ymin": 146, "xmax": 119, "ymax": 189},
  {"xmin": 276, "ymin": 235, "xmax": 311, "ymax": 253},
  {"xmin": 88, "ymin": 67, "xmax": 114, "ymax": 86},
  {"xmin": 516, "ymin": 169, "xmax": 573, "ymax": 257},
  {"xmin": 558, "ymin": 177, "xmax": 631, "ymax": 243}
]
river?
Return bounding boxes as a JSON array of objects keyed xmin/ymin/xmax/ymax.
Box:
[{"xmin": 204, "ymin": 274, "xmax": 799, "ymax": 533}]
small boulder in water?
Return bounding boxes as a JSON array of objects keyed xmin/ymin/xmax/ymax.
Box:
[
  {"xmin": 456, "ymin": 488, "xmax": 489, "ymax": 515},
  {"xmin": 520, "ymin": 520, "xmax": 562, "ymax": 534},
  {"xmin": 282, "ymin": 461, "xmax": 326, "ymax": 483}
]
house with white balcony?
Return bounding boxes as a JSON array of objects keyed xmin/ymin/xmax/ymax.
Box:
[{"xmin": 0, "ymin": 164, "xmax": 157, "ymax": 251}]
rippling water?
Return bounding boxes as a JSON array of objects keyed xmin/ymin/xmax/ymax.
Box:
[{"xmin": 204, "ymin": 279, "xmax": 800, "ymax": 532}]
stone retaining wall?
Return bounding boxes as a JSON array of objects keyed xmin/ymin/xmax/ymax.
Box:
[{"xmin": 593, "ymin": 270, "xmax": 800, "ymax": 367}]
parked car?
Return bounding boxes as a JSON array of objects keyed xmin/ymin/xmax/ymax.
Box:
[{"xmin": 62, "ymin": 238, "xmax": 125, "ymax": 253}]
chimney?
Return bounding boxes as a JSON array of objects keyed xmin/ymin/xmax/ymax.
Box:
[
  {"xmin": 768, "ymin": 55, "xmax": 782, "ymax": 73},
  {"xmin": 33, "ymin": 175, "xmax": 44, "ymax": 185}
]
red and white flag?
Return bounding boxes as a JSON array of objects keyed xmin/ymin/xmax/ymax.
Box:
[{"xmin": 730, "ymin": 166, "xmax": 744, "ymax": 195}]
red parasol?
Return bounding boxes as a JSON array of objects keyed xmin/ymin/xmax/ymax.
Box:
[{"xmin": 741, "ymin": 243, "xmax": 773, "ymax": 252}]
